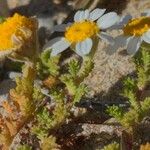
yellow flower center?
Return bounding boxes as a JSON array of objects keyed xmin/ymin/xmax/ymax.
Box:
[
  {"xmin": 0, "ymin": 13, "xmax": 35, "ymax": 51},
  {"xmin": 123, "ymin": 17, "xmax": 150, "ymax": 36},
  {"xmin": 65, "ymin": 21, "xmax": 99, "ymax": 43}
]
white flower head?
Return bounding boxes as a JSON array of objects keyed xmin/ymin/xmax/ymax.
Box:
[
  {"xmin": 44, "ymin": 8, "xmax": 120, "ymax": 57},
  {"xmin": 108, "ymin": 11, "xmax": 150, "ymax": 55}
]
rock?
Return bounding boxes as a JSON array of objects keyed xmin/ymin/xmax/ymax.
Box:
[{"xmin": 82, "ymin": 121, "xmax": 121, "ymax": 136}]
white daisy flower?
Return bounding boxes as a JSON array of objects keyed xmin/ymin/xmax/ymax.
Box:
[
  {"xmin": 44, "ymin": 8, "xmax": 120, "ymax": 57},
  {"xmin": 108, "ymin": 11, "xmax": 150, "ymax": 55}
]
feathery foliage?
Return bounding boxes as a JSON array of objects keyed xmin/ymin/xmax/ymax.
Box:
[
  {"xmin": 37, "ymin": 50, "xmax": 60, "ymax": 78},
  {"xmin": 102, "ymin": 142, "xmax": 120, "ymax": 150},
  {"xmin": 41, "ymin": 136, "xmax": 60, "ymax": 150},
  {"xmin": 17, "ymin": 144, "xmax": 32, "ymax": 150},
  {"xmin": 107, "ymin": 44, "xmax": 150, "ymax": 129},
  {"xmin": 60, "ymin": 59, "xmax": 89, "ymax": 102},
  {"xmin": 31, "ymin": 50, "xmax": 94, "ymax": 148},
  {"xmin": 0, "ymin": 62, "xmax": 41, "ymax": 149}
]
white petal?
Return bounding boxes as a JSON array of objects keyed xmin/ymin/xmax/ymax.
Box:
[
  {"xmin": 43, "ymin": 37, "xmax": 63, "ymax": 50},
  {"xmin": 110, "ymin": 14, "xmax": 132, "ymax": 29},
  {"xmin": 83, "ymin": 9, "xmax": 90, "ymax": 20},
  {"xmin": 106, "ymin": 35, "xmax": 130, "ymax": 54},
  {"xmin": 79, "ymin": 11, "xmax": 85, "ymax": 21},
  {"xmin": 51, "ymin": 38, "xmax": 71, "ymax": 56},
  {"xmin": 74, "ymin": 10, "xmax": 90, "ymax": 22},
  {"xmin": 118, "ymin": 15, "xmax": 132, "ymax": 27},
  {"xmin": 127, "ymin": 37, "xmax": 142, "ymax": 55},
  {"xmin": 89, "ymin": 8, "xmax": 106, "ymax": 21},
  {"xmin": 52, "ymin": 23, "xmax": 72, "ymax": 32},
  {"xmin": 142, "ymin": 30, "xmax": 150, "ymax": 44},
  {"xmin": 75, "ymin": 38, "xmax": 93, "ymax": 56},
  {"xmin": 74, "ymin": 11, "xmax": 82, "ymax": 22},
  {"xmin": 97, "ymin": 12, "xmax": 120, "ymax": 29},
  {"xmin": 98, "ymin": 32, "xmax": 114, "ymax": 44},
  {"xmin": 115, "ymin": 35, "xmax": 130, "ymax": 47}
]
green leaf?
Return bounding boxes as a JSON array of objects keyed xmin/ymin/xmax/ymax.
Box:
[
  {"xmin": 17, "ymin": 144, "xmax": 32, "ymax": 150},
  {"xmin": 37, "ymin": 108, "xmax": 53, "ymax": 128},
  {"xmin": 102, "ymin": 142, "xmax": 119, "ymax": 150},
  {"xmin": 74, "ymin": 84, "xmax": 87, "ymax": 103},
  {"xmin": 37, "ymin": 50, "xmax": 60, "ymax": 78},
  {"xmin": 107, "ymin": 105, "xmax": 124, "ymax": 121},
  {"xmin": 141, "ymin": 97, "xmax": 150, "ymax": 118},
  {"xmin": 68, "ymin": 59, "xmax": 80, "ymax": 78},
  {"xmin": 134, "ymin": 44, "xmax": 150, "ymax": 89}
]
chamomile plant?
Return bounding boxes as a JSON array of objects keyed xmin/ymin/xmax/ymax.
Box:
[
  {"xmin": 44, "ymin": 8, "xmax": 120, "ymax": 57},
  {"xmin": 108, "ymin": 10, "xmax": 150, "ymax": 55},
  {"xmin": 30, "ymin": 8, "xmax": 120, "ymax": 149}
]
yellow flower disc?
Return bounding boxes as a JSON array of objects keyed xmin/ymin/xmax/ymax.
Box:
[
  {"xmin": 123, "ymin": 17, "xmax": 150, "ymax": 36},
  {"xmin": 0, "ymin": 13, "xmax": 35, "ymax": 51},
  {"xmin": 65, "ymin": 21, "xmax": 99, "ymax": 43}
]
